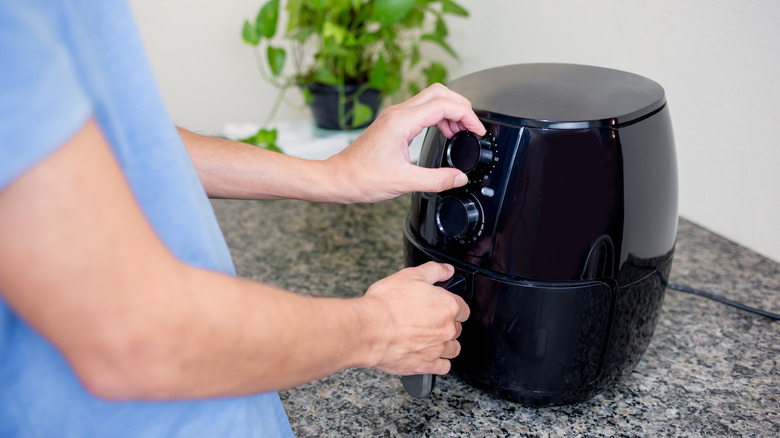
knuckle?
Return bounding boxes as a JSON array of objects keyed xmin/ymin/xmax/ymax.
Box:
[
  {"xmin": 427, "ymin": 82, "xmax": 447, "ymax": 93},
  {"xmin": 377, "ymin": 104, "xmax": 402, "ymax": 123},
  {"xmin": 383, "ymin": 103, "xmax": 401, "ymax": 116},
  {"xmin": 454, "ymin": 322, "xmax": 463, "ymax": 339},
  {"xmin": 448, "ymin": 294, "xmax": 463, "ymax": 313},
  {"xmin": 444, "ymin": 323, "xmax": 458, "ymax": 340}
]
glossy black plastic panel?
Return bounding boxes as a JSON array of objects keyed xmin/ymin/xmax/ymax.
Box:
[
  {"xmin": 615, "ymin": 106, "xmax": 678, "ymax": 286},
  {"xmin": 492, "ymin": 125, "xmax": 623, "ymax": 282},
  {"xmin": 453, "ymin": 260, "xmax": 670, "ymax": 406},
  {"xmin": 449, "ymin": 63, "xmax": 666, "ymax": 128},
  {"xmin": 452, "ymin": 275, "xmax": 613, "ymax": 404}
]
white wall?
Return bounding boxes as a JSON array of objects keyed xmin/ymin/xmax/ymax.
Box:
[
  {"xmin": 130, "ymin": 0, "xmax": 780, "ymax": 263},
  {"xmin": 129, "ymin": 0, "xmax": 309, "ymax": 134}
]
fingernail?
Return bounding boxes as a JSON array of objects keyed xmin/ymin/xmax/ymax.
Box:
[{"xmin": 453, "ymin": 173, "xmax": 468, "ymax": 188}]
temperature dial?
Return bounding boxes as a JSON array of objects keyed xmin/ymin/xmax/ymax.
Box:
[
  {"xmin": 435, "ymin": 195, "xmax": 483, "ymax": 243},
  {"xmin": 445, "ymin": 130, "xmax": 496, "ymax": 181}
]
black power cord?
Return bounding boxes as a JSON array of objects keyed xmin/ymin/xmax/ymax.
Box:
[{"xmin": 667, "ymin": 284, "xmax": 780, "ymax": 321}]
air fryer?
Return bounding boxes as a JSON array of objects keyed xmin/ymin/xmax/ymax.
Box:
[{"xmin": 401, "ymin": 63, "xmax": 678, "ymax": 406}]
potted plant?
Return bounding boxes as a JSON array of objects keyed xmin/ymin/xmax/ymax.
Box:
[{"xmin": 241, "ymin": 0, "xmax": 469, "ymax": 143}]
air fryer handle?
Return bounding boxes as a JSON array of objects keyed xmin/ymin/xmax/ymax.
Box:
[
  {"xmin": 401, "ymin": 273, "xmax": 467, "ymax": 398},
  {"xmin": 401, "ymin": 373, "xmax": 436, "ymax": 398}
]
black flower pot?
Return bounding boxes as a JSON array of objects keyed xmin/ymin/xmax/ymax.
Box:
[{"xmin": 305, "ymin": 83, "xmax": 382, "ymax": 130}]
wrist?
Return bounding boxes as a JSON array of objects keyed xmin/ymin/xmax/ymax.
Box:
[
  {"xmin": 320, "ymin": 153, "xmax": 364, "ymax": 204},
  {"xmin": 346, "ymin": 295, "xmax": 390, "ymax": 369}
]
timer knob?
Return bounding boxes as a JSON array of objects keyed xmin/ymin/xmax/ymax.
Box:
[
  {"xmin": 435, "ymin": 196, "xmax": 482, "ymax": 242},
  {"xmin": 445, "ymin": 130, "xmax": 495, "ymax": 178}
]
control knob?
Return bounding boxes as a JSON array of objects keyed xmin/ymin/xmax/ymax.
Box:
[
  {"xmin": 435, "ymin": 195, "xmax": 482, "ymax": 243},
  {"xmin": 445, "ymin": 130, "xmax": 496, "ymax": 180}
]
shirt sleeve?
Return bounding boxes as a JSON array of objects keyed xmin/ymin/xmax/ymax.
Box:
[{"xmin": 0, "ymin": 3, "xmax": 92, "ymax": 191}]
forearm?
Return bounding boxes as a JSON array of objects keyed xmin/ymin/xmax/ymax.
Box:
[
  {"xmin": 89, "ymin": 265, "xmax": 376, "ymax": 399},
  {"xmin": 179, "ymin": 128, "xmax": 345, "ymax": 202},
  {"xmin": 67, "ymin": 258, "xmax": 459, "ymax": 401}
]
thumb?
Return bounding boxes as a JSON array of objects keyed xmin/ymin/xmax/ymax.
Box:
[
  {"xmin": 404, "ymin": 166, "xmax": 468, "ymax": 193},
  {"xmin": 411, "ymin": 261, "xmax": 455, "ymax": 285}
]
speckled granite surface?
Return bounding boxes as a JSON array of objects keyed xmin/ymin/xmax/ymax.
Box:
[{"xmin": 211, "ymin": 196, "xmax": 780, "ymax": 437}]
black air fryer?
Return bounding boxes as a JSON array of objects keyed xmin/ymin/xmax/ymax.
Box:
[{"xmin": 401, "ymin": 63, "xmax": 678, "ymax": 406}]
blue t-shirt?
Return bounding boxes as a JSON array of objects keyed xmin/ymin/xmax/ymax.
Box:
[{"xmin": 0, "ymin": 1, "xmax": 293, "ymax": 436}]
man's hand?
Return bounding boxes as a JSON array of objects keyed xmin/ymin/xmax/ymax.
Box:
[
  {"xmin": 357, "ymin": 262, "xmax": 470, "ymax": 376},
  {"xmin": 182, "ymin": 84, "xmax": 484, "ymax": 203},
  {"xmin": 323, "ymin": 83, "xmax": 487, "ymax": 203}
]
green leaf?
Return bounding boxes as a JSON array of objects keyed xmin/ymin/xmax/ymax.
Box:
[
  {"xmin": 323, "ymin": 20, "xmax": 347, "ymax": 44},
  {"xmin": 311, "ymin": 0, "xmax": 327, "ymax": 11},
  {"xmin": 373, "ymin": 0, "xmax": 416, "ymax": 25},
  {"xmin": 421, "ymin": 33, "xmax": 458, "ymax": 59},
  {"xmin": 239, "ymin": 128, "xmax": 282, "ymax": 153},
  {"xmin": 442, "ymin": 0, "xmax": 469, "ymax": 17},
  {"xmin": 285, "ymin": 0, "xmax": 303, "ymax": 31},
  {"xmin": 241, "ymin": 20, "xmax": 260, "ymax": 45},
  {"xmin": 410, "ymin": 45, "xmax": 421, "ymax": 67},
  {"xmin": 401, "ymin": 7, "xmax": 425, "ymax": 28},
  {"xmin": 344, "ymin": 51, "xmax": 359, "ymax": 78},
  {"xmin": 356, "ymin": 31, "xmax": 380, "ymax": 46},
  {"xmin": 435, "ymin": 16, "xmax": 448, "ymax": 38},
  {"xmin": 351, "ymin": 101, "xmax": 374, "ymax": 128},
  {"xmin": 327, "ymin": 0, "xmax": 350, "ymax": 13},
  {"xmin": 383, "ymin": 70, "xmax": 402, "ymax": 95},
  {"xmin": 423, "ymin": 62, "xmax": 447, "ymax": 86},
  {"xmin": 256, "ymin": 0, "xmax": 280, "ymax": 39},
  {"xmin": 302, "ymin": 86, "xmax": 313, "ymax": 105},
  {"xmin": 313, "ymin": 69, "xmax": 341, "ymax": 85},
  {"xmin": 321, "ymin": 39, "xmax": 350, "ymax": 58},
  {"xmin": 267, "ymin": 46, "xmax": 287, "ymax": 76},
  {"xmin": 368, "ymin": 55, "xmax": 387, "ymax": 91},
  {"xmin": 288, "ymin": 25, "xmax": 315, "ymax": 43},
  {"xmin": 252, "ymin": 128, "xmax": 278, "ymax": 144}
]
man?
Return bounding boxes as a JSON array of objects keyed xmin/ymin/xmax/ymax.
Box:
[{"xmin": 0, "ymin": 0, "xmax": 485, "ymax": 436}]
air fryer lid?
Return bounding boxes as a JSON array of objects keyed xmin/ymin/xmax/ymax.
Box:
[{"xmin": 450, "ymin": 63, "xmax": 666, "ymax": 128}]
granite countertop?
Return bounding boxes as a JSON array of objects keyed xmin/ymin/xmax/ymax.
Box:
[{"xmin": 211, "ymin": 196, "xmax": 780, "ymax": 437}]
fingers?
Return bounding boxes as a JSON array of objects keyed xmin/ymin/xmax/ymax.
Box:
[
  {"xmin": 430, "ymin": 358, "xmax": 452, "ymax": 375},
  {"xmin": 411, "ymin": 98, "xmax": 485, "ymax": 139},
  {"xmin": 397, "ymin": 84, "xmax": 486, "ymax": 138},
  {"xmin": 453, "ymin": 295, "xmax": 470, "ymax": 323},
  {"xmin": 441, "ymin": 339, "xmax": 461, "ymax": 360},
  {"xmin": 410, "ymin": 260, "xmax": 455, "ymax": 285},
  {"xmin": 408, "ymin": 261, "xmax": 470, "ymax": 323},
  {"xmin": 398, "ymin": 166, "xmax": 466, "ymax": 194},
  {"xmin": 448, "ymin": 119, "xmax": 461, "ymax": 137},
  {"xmin": 428, "ymin": 340, "xmax": 461, "ymax": 375},
  {"xmin": 402, "ymin": 82, "xmax": 472, "ymax": 109}
]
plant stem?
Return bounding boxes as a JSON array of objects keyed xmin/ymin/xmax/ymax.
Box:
[
  {"xmin": 338, "ymin": 85, "xmax": 347, "ymax": 130},
  {"xmin": 253, "ymin": 47, "xmax": 287, "ymax": 90},
  {"xmin": 264, "ymin": 86, "xmax": 287, "ymax": 126}
]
